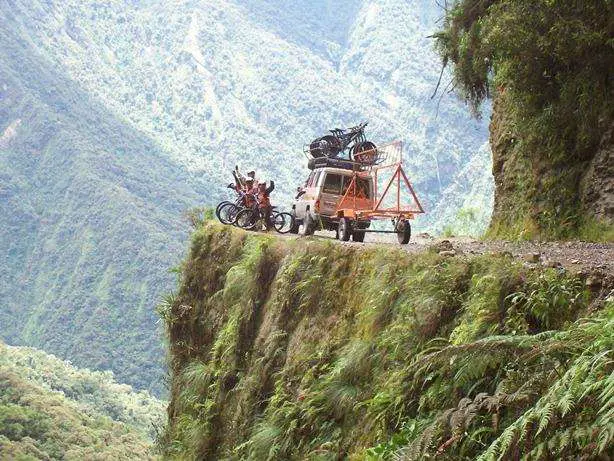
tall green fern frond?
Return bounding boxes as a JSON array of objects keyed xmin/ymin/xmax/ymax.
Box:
[{"xmin": 476, "ymin": 309, "xmax": 613, "ymax": 459}]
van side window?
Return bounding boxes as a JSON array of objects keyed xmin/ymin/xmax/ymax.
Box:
[{"xmin": 322, "ymin": 173, "xmax": 342, "ymax": 194}]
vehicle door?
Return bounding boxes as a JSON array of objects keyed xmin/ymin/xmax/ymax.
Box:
[
  {"xmin": 318, "ymin": 172, "xmax": 347, "ymax": 217},
  {"xmin": 295, "ymin": 171, "xmax": 320, "ymax": 217}
]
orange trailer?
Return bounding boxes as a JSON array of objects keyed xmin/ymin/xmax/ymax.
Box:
[{"xmin": 334, "ymin": 141, "xmax": 424, "ymax": 243}]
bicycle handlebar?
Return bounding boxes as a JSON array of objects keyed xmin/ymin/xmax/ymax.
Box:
[{"xmin": 330, "ymin": 121, "xmax": 368, "ymax": 135}]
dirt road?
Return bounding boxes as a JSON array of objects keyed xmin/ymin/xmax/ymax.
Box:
[{"xmin": 297, "ymin": 231, "xmax": 614, "ymax": 280}]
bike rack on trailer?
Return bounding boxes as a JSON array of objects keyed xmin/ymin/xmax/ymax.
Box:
[{"xmin": 335, "ymin": 141, "xmax": 424, "ymax": 236}]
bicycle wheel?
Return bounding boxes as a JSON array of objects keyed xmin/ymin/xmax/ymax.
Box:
[
  {"xmin": 215, "ymin": 200, "xmax": 232, "ymax": 219},
  {"xmin": 272, "ymin": 212, "xmax": 294, "ymax": 234},
  {"xmin": 217, "ymin": 203, "xmax": 239, "ymax": 225},
  {"xmin": 235, "ymin": 208, "xmax": 260, "ymax": 230}
]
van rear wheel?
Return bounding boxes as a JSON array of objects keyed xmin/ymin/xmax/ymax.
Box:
[
  {"xmin": 289, "ymin": 215, "xmax": 300, "ymax": 234},
  {"xmin": 351, "ymin": 231, "xmax": 365, "ymax": 243},
  {"xmin": 302, "ymin": 214, "xmax": 315, "ymax": 236},
  {"xmin": 338, "ymin": 218, "xmax": 351, "ymax": 242}
]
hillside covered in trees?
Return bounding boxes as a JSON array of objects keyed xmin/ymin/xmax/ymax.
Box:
[
  {"xmin": 0, "ymin": 8, "xmax": 205, "ymax": 395},
  {"xmin": 3, "ymin": 0, "xmax": 613, "ymax": 459},
  {"xmin": 161, "ymin": 224, "xmax": 613, "ymax": 459},
  {"xmin": 0, "ymin": 0, "xmax": 490, "ymax": 396},
  {"xmin": 0, "ymin": 342, "xmax": 164, "ymax": 459}
]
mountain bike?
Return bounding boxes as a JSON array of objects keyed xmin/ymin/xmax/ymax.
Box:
[
  {"xmin": 216, "ymin": 189, "xmax": 255, "ymax": 225},
  {"xmin": 234, "ymin": 206, "xmax": 295, "ymax": 234},
  {"xmin": 308, "ymin": 121, "xmax": 377, "ymax": 164}
]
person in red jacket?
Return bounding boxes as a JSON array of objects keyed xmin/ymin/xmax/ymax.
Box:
[
  {"xmin": 231, "ymin": 170, "xmax": 258, "ymax": 206},
  {"xmin": 257, "ymin": 180, "xmax": 275, "ymax": 230}
]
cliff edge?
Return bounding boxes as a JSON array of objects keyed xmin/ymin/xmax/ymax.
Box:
[{"xmin": 160, "ymin": 224, "xmax": 613, "ymax": 459}]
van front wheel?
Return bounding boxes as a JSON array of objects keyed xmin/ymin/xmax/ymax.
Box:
[
  {"xmin": 338, "ymin": 218, "xmax": 352, "ymax": 242},
  {"xmin": 289, "ymin": 215, "xmax": 300, "ymax": 234}
]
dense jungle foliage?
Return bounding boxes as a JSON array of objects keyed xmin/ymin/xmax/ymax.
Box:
[
  {"xmin": 160, "ymin": 223, "xmax": 613, "ymax": 460},
  {"xmin": 435, "ymin": 0, "xmax": 614, "ymax": 240},
  {"xmin": 0, "ymin": 342, "xmax": 164, "ymax": 459}
]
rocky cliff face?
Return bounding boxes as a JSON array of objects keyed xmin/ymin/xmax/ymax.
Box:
[
  {"xmin": 161, "ymin": 223, "xmax": 613, "ymax": 459},
  {"xmin": 489, "ymin": 92, "xmax": 614, "ymax": 240},
  {"xmin": 436, "ymin": 0, "xmax": 613, "ymax": 241},
  {"xmin": 581, "ymin": 121, "xmax": 614, "ymax": 225}
]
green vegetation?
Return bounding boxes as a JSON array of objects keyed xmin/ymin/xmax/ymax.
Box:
[
  {"xmin": 435, "ymin": 0, "xmax": 614, "ymax": 240},
  {"xmin": 0, "ymin": 342, "xmax": 165, "ymax": 459},
  {"xmin": 0, "ymin": 0, "xmax": 491, "ymax": 397},
  {"xmin": 0, "ymin": 342, "xmax": 166, "ymax": 439},
  {"xmin": 0, "ymin": 8, "xmax": 207, "ymax": 395},
  {"xmin": 161, "ymin": 223, "xmax": 613, "ymax": 459}
]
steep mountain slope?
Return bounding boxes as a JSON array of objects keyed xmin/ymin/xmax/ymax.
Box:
[
  {"xmin": 0, "ymin": 13, "xmax": 205, "ymax": 395},
  {"xmin": 1, "ymin": 0, "xmax": 491, "ymax": 396},
  {"xmin": 161, "ymin": 223, "xmax": 613, "ymax": 459},
  {"xmin": 5, "ymin": 0, "xmax": 490, "ymax": 221},
  {"xmin": 0, "ymin": 342, "xmax": 163, "ymax": 459},
  {"xmin": 0, "ymin": 342, "xmax": 165, "ymax": 439}
]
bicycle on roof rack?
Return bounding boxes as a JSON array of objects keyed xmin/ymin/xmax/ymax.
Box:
[{"xmin": 307, "ymin": 121, "xmax": 379, "ymax": 166}]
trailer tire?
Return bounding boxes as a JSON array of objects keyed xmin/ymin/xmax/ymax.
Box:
[
  {"xmin": 397, "ymin": 220, "xmax": 411, "ymax": 244},
  {"xmin": 338, "ymin": 218, "xmax": 352, "ymax": 242},
  {"xmin": 351, "ymin": 230, "xmax": 365, "ymax": 243}
]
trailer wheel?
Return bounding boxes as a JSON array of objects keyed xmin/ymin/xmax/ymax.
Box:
[
  {"xmin": 351, "ymin": 230, "xmax": 365, "ymax": 242},
  {"xmin": 397, "ymin": 220, "xmax": 411, "ymax": 244},
  {"xmin": 338, "ymin": 218, "xmax": 352, "ymax": 242}
]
